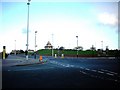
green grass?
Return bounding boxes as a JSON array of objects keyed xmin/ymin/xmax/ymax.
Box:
[
  {"xmin": 37, "ymin": 49, "xmax": 97, "ymax": 56},
  {"xmin": 37, "ymin": 49, "xmax": 52, "ymax": 56}
]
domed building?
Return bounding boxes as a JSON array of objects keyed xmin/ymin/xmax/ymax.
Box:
[{"xmin": 44, "ymin": 41, "xmax": 53, "ymax": 49}]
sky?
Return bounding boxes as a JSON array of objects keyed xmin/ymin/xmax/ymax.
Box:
[{"xmin": 0, "ymin": 0, "xmax": 119, "ymax": 53}]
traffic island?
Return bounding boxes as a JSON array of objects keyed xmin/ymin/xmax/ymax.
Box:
[{"xmin": 13, "ymin": 60, "xmax": 48, "ymax": 66}]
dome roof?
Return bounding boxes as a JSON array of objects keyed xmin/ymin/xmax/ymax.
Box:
[{"xmin": 46, "ymin": 41, "xmax": 52, "ymax": 46}]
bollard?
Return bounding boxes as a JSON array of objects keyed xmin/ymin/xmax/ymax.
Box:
[
  {"xmin": 26, "ymin": 55, "xmax": 28, "ymax": 60},
  {"xmin": 61, "ymin": 54, "xmax": 64, "ymax": 58},
  {"xmin": 3, "ymin": 46, "xmax": 6, "ymax": 60},
  {"xmin": 55, "ymin": 54, "xmax": 57, "ymax": 58},
  {"xmin": 39, "ymin": 56, "xmax": 42, "ymax": 62}
]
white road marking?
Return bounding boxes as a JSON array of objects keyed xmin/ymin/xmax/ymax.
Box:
[
  {"xmin": 97, "ymin": 71, "xmax": 104, "ymax": 74},
  {"xmin": 91, "ymin": 70, "xmax": 97, "ymax": 72},
  {"xmin": 80, "ymin": 71, "xmax": 87, "ymax": 74},
  {"xmin": 101, "ymin": 69, "xmax": 118, "ymax": 75},
  {"xmin": 62, "ymin": 65, "xmax": 65, "ymax": 67},
  {"xmin": 51, "ymin": 61, "xmax": 120, "ymax": 82},
  {"xmin": 80, "ymin": 67, "xmax": 83, "ymax": 69},
  {"xmin": 50, "ymin": 61, "xmax": 120, "ymax": 81},
  {"xmin": 85, "ymin": 68, "xmax": 90, "ymax": 71},
  {"xmin": 106, "ymin": 73, "xmax": 114, "ymax": 76},
  {"xmin": 66, "ymin": 64, "xmax": 70, "ymax": 67}
]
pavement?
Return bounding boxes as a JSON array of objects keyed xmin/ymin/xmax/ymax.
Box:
[{"xmin": 2, "ymin": 55, "xmax": 47, "ymax": 67}]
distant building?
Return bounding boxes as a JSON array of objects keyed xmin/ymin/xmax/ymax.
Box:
[
  {"xmin": 28, "ymin": 49, "xmax": 34, "ymax": 53},
  {"xmin": 11, "ymin": 50, "xmax": 20, "ymax": 54},
  {"xmin": 44, "ymin": 41, "xmax": 53, "ymax": 49}
]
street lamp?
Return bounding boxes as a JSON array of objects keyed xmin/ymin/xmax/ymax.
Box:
[
  {"xmin": 58, "ymin": 46, "xmax": 59, "ymax": 57},
  {"xmin": 34, "ymin": 31, "xmax": 37, "ymax": 59},
  {"xmin": 26, "ymin": 0, "xmax": 31, "ymax": 60},
  {"xmin": 101, "ymin": 40, "xmax": 104, "ymax": 56},
  {"xmin": 101, "ymin": 41, "xmax": 103, "ymax": 50},
  {"xmin": 76, "ymin": 36, "xmax": 78, "ymax": 58},
  {"xmin": 14, "ymin": 40, "xmax": 16, "ymax": 55},
  {"xmin": 52, "ymin": 34, "xmax": 54, "ymax": 57}
]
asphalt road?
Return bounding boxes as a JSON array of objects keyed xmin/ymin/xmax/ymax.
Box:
[{"xmin": 2, "ymin": 55, "xmax": 120, "ymax": 88}]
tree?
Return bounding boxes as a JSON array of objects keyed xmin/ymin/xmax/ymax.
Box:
[
  {"xmin": 105, "ymin": 46, "xmax": 109, "ymax": 56},
  {"xmin": 59, "ymin": 46, "xmax": 65, "ymax": 55},
  {"xmin": 59, "ymin": 46, "xmax": 65, "ymax": 50},
  {"xmin": 25, "ymin": 50, "xmax": 28, "ymax": 55},
  {"xmin": 20, "ymin": 50, "xmax": 24, "ymax": 53},
  {"xmin": 105, "ymin": 46, "xmax": 109, "ymax": 51}
]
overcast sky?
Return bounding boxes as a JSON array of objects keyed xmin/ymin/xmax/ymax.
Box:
[{"xmin": 0, "ymin": 0, "xmax": 118, "ymax": 53}]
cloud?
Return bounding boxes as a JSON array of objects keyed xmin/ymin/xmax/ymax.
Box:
[{"xmin": 98, "ymin": 12, "xmax": 117, "ymax": 27}]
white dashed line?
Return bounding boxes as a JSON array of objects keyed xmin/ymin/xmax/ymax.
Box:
[
  {"xmin": 80, "ymin": 67, "xmax": 84, "ymax": 69},
  {"xmin": 106, "ymin": 73, "xmax": 114, "ymax": 76},
  {"xmin": 101, "ymin": 69, "xmax": 118, "ymax": 75},
  {"xmin": 80, "ymin": 71, "xmax": 87, "ymax": 74},
  {"xmin": 97, "ymin": 71, "xmax": 104, "ymax": 74},
  {"xmin": 85, "ymin": 68, "xmax": 90, "ymax": 71},
  {"xmin": 62, "ymin": 64, "xmax": 65, "ymax": 67}
]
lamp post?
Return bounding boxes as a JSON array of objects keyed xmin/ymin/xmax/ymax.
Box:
[
  {"xmin": 101, "ymin": 41, "xmax": 103, "ymax": 50},
  {"xmin": 26, "ymin": 0, "xmax": 31, "ymax": 60},
  {"xmin": 58, "ymin": 46, "xmax": 59, "ymax": 57},
  {"xmin": 101, "ymin": 41, "xmax": 103, "ymax": 56},
  {"xmin": 76, "ymin": 36, "xmax": 78, "ymax": 58},
  {"xmin": 15, "ymin": 40, "xmax": 16, "ymax": 55},
  {"xmin": 34, "ymin": 31, "xmax": 37, "ymax": 59},
  {"xmin": 52, "ymin": 34, "xmax": 54, "ymax": 57}
]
